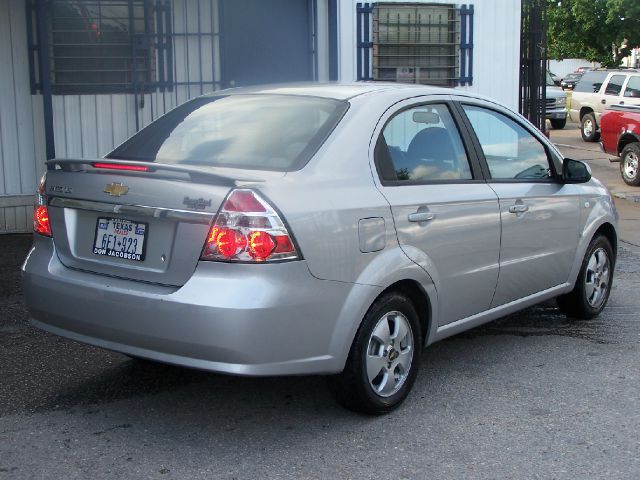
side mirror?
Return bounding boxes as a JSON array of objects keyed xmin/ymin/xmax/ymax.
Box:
[{"xmin": 562, "ymin": 158, "xmax": 591, "ymax": 184}]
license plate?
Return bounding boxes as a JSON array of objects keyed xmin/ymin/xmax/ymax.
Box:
[{"xmin": 93, "ymin": 217, "xmax": 148, "ymax": 262}]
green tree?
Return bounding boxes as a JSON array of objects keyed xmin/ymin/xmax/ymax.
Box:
[{"xmin": 547, "ymin": 0, "xmax": 640, "ymax": 67}]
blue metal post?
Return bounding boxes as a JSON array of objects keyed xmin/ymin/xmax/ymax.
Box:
[
  {"xmin": 328, "ymin": 0, "xmax": 338, "ymax": 80},
  {"xmin": 35, "ymin": 0, "xmax": 55, "ymax": 163}
]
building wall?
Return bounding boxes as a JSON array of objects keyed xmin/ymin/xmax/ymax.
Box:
[
  {"xmin": 338, "ymin": 0, "xmax": 522, "ymax": 111},
  {"xmin": 0, "ymin": 0, "xmax": 47, "ymax": 233},
  {"xmin": 1, "ymin": 0, "xmax": 521, "ymax": 233},
  {"xmin": 2, "ymin": 0, "xmax": 223, "ymax": 233},
  {"xmin": 52, "ymin": 0, "xmax": 222, "ymax": 160},
  {"xmin": 549, "ymin": 59, "xmax": 600, "ymax": 78}
]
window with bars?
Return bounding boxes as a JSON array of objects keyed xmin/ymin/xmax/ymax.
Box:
[
  {"xmin": 47, "ymin": 0, "xmax": 156, "ymax": 94},
  {"xmin": 373, "ymin": 4, "xmax": 459, "ymax": 87}
]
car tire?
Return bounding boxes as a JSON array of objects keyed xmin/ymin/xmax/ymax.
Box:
[
  {"xmin": 551, "ymin": 118, "xmax": 567, "ymax": 129},
  {"xmin": 581, "ymin": 113, "xmax": 600, "ymax": 142},
  {"xmin": 328, "ymin": 292, "xmax": 422, "ymax": 415},
  {"xmin": 620, "ymin": 143, "xmax": 640, "ymax": 186},
  {"xmin": 557, "ymin": 235, "xmax": 614, "ymax": 319}
]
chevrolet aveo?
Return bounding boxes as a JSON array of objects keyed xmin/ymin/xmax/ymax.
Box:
[{"xmin": 23, "ymin": 84, "xmax": 618, "ymax": 414}]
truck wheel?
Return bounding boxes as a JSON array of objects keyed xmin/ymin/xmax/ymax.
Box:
[
  {"xmin": 581, "ymin": 113, "xmax": 599, "ymax": 142},
  {"xmin": 328, "ymin": 292, "xmax": 422, "ymax": 415},
  {"xmin": 557, "ymin": 235, "xmax": 614, "ymax": 319},
  {"xmin": 620, "ymin": 143, "xmax": 640, "ymax": 186},
  {"xmin": 551, "ymin": 118, "xmax": 567, "ymax": 129}
]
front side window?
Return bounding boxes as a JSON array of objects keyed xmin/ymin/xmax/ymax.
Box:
[
  {"xmin": 107, "ymin": 94, "xmax": 349, "ymax": 171},
  {"xmin": 623, "ymin": 76, "xmax": 640, "ymax": 98},
  {"xmin": 462, "ymin": 105, "xmax": 552, "ymax": 181},
  {"xmin": 376, "ymin": 104, "xmax": 472, "ymax": 182},
  {"xmin": 49, "ymin": 0, "xmax": 155, "ymax": 94},
  {"xmin": 604, "ymin": 75, "xmax": 626, "ymax": 96}
]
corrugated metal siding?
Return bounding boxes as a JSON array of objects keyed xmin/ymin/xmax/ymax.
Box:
[
  {"xmin": 1, "ymin": 0, "xmax": 221, "ymax": 232},
  {"xmin": 465, "ymin": 0, "xmax": 521, "ymax": 110},
  {"xmin": 52, "ymin": 0, "xmax": 221, "ymax": 160},
  {"xmin": 0, "ymin": 0, "xmax": 46, "ymax": 233}
]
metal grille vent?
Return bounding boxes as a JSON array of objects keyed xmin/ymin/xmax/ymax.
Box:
[{"xmin": 372, "ymin": 3, "xmax": 460, "ymax": 87}]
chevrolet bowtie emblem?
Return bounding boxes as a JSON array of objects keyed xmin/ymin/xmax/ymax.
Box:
[{"xmin": 104, "ymin": 183, "xmax": 129, "ymax": 197}]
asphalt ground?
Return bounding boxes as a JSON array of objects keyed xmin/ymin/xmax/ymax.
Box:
[{"xmin": 1, "ymin": 127, "xmax": 639, "ymax": 479}]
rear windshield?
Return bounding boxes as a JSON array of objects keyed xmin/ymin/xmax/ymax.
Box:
[
  {"xmin": 107, "ymin": 94, "xmax": 349, "ymax": 171},
  {"xmin": 573, "ymin": 71, "xmax": 608, "ymax": 93}
]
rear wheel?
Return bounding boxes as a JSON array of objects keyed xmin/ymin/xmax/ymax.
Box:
[
  {"xmin": 620, "ymin": 143, "xmax": 640, "ymax": 186},
  {"xmin": 581, "ymin": 113, "xmax": 600, "ymax": 142},
  {"xmin": 557, "ymin": 235, "xmax": 614, "ymax": 319},
  {"xmin": 328, "ymin": 292, "xmax": 422, "ymax": 415},
  {"xmin": 551, "ymin": 118, "xmax": 567, "ymax": 129}
]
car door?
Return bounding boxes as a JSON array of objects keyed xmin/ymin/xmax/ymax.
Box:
[
  {"xmin": 459, "ymin": 102, "xmax": 582, "ymax": 307},
  {"xmin": 372, "ymin": 99, "xmax": 501, "ymax": 326}
]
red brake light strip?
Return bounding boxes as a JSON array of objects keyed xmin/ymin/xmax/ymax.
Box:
[{"xmin": 92, "ymin": 162, "xmax": 150, "ymax": 172}]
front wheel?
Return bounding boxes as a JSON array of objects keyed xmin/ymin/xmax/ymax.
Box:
[
  {"xmin": 328, "ymin": 292, "xmax": 422, "ymax": 415},
  {"xmin": 557, "ymin": 235, "xmax": 614, "ymax": 319},
  {"xmin": 620, "ymin": 143, "xmax": 640, "ymax": 186},
  {"xmin": 551, "ymin": 118, "xmax": 567, "ymax": 129},
  {"xmin": 581, "ymin": 113, "xmax": 600, "ymax": 142}
]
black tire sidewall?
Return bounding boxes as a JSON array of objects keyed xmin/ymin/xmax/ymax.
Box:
[
  {"xmin": 350, "ymin": 293, "xmax": 422, "ymax": 413},
  {"xmin": 620, "ymin": 143, "xmax": 640, "ymax": 186},
  {"xmin": 575, "ymin": 235, "xmax": 614, "ymax": 318}
]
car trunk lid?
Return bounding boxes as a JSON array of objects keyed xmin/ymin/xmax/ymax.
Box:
[{"xmin": 45, "ymin": 159, "xmax": 283, "ymax": 286}]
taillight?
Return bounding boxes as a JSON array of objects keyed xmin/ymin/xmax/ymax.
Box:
[
  {"xmin": 33, "ymin": 173, "xmax": 52, "ymax": 237},
  {"xmin": 201, "ymin": 189, "xmax": 299, "ymax": 262}
]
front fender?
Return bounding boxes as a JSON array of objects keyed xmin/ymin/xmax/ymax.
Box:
[{"xmin": 568, "ymin": 193, "xmax": 618, "ymax": 287}]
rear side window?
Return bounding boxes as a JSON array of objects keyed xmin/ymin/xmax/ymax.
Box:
[
  {"xmin": 376, "ymin": 104, "xmax": 473, "ymax": 182},
  {"xmin": 605, "ymin": 75, "xmax": 626, "ymax": 96},
  {"xmin": 574, "ymin": 71, "xmax": 608, "ymax": 93},
  {"xmin": 107, "ymin": 95, "xmax": 349, "ymax": 171},
  {"xmin": 624, "ymin": 76, "xmax": 640, "ymax": 98}
]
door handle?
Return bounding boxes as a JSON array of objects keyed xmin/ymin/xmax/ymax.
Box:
[
  {"xmin": 408, "ymin": 212, "xmax": 435, "ymax": 222},
  {"xmin": 620, "ymin": 101, "xmax": 625, "ymax": 105},
  {"xmin": 508, "ymin": 204, "xmax": 529, "ymax": 214},
  {"xmin": 601, "ymin": 99, "xmax": 606, "ymax": 104}
]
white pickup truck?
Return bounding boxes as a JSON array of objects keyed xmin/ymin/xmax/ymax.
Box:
[{"xmin": 546, "ymin": 71, "xmax": 567, "ymax": 129}]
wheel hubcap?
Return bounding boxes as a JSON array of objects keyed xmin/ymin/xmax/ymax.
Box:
[
  {"xmin": 584, "ymin": 248, "xmax": 610, "ymax": 309},
  {"xmin": 623, "ymin": 152, "xmax": 638, "ymax": 179},
  {"xmin": 365, "ymin": 311, "xmax": 414, "ymax": 398},
  {"xmin": 583, "ymin": 119, "xmax": 594, "ymax": 137}
]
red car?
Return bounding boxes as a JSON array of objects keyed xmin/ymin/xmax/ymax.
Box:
[{"xmin": 600, "ymin": 105, "xmax": 640, "ymax": 186}]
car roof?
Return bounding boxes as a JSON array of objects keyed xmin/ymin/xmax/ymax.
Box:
[{"xmin": 203, "ymin": 82, "xmax": 455, "ymax": 100}]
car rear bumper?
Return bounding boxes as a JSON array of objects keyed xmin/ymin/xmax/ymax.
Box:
[{"xmin": 23, "ymin": 236, "xmax": 377, "ymax": 376}]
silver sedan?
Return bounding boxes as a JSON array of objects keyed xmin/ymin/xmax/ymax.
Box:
[{"xmin": 23, "ymin": 83, "xmax": 618, "ymax": 414}]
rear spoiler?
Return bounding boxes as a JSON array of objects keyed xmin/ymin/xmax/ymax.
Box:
[{"xmin": 46, "ymin": 158, "xmax": 262, "ymax": 186}]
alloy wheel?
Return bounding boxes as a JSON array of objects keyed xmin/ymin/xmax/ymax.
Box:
[
  {"xmin": 584, "ymin": 247, "xmax": 610, "ymax": 309},
  {"xmin": 365, "ymin": 311, "xmax": 414, "ymax": 397},
  {"xmin": 623, "ymin": 151, "xmax": 638, "ymax": 180}
]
